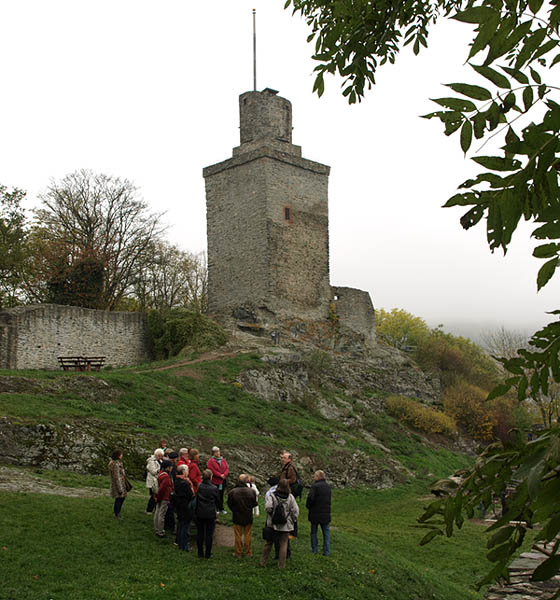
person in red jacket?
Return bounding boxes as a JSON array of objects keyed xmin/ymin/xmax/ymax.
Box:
[
  {"xmin": 177, "ymin": 447, "xmax": 190, "ymax": 468},
  {"xmin": 207, "ymin": 446, "xmax": 229, "ymax": 513},
  {"xmin": 154, "ymin": 460, "xmax": 174, "ymax": 538},
  {"xmin": 188, "ymin": 448, "xmax": 202, "ymax": 493}
]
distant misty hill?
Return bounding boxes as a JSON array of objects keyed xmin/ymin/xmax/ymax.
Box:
[{"xmin": 432, "ymin": 319, "xmax": 539, "ymax": 345}]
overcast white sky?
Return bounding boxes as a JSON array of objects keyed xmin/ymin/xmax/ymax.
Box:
[{"xmin": 1, "ymin": 0, "xmax": 558, "ymax": 341}]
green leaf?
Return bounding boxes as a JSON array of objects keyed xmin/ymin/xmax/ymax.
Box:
[
  {"xmin": 551, "ymin": 53, "xmax": 560, "ymax": 68},
  {"xmin": 419, "ymin": 529, "xmax": 444, "ymax": 546},
  {"xmin": 530, "ymin": 67, "xmax": 542, "ymax": 84},
  {"xmin": 313, "ymin": 73, "xmax": 325, "ymax": 97},
  {"xmin": 523, "ymin": 86, "xmax": 534, "ymax": 111},
  {"xmin": 502, "ymin": 66, "xmax": 529, "ymax": 84},
  {"xmin": 533, "ymin": 243, "xmax": 560, "ymax": 258},
  {"xmin": 537, "ymin": 257, "xmax": 559, "ymax": 290},
  {"xmin": 472, "ymin": 65, "xmax": 511, "ymax": 89},
  {"xmin": 528, "ymin": 0, "xmax": 544, "ymax": 14},
  {"xmin": 453, "ymin": 6, "xmax": 498, "ymax": 23},
  {"xmin": 487, "ymin": 541, "xmax": 512, "ymax": 563},
  {"xmin": 487, "ymin": 525, "xmax": 516, "ymax": 549},
  {"xmin": 488, "ymin": 381, "xmax": 514, "ymax": 400},
  {"xmin": 532, "ymin": 555, "xmax": 560, "ymax": 581},
  {"xmin": 517, "ymin": 376, "xmax": 529, "ymax": 401},
  {"xmin": 516, "ymin": 28, "xmax": 547, "ymax": 69},
  {"xmin": 446, "ymin": 82, "xmax": 492, "ymax": 101},
  {"xmin": 472, "ymin": 156, "xmax": 520, "ymax": 171},
  {"xmin": 527, "ymin": 459, "xmax": 545, "ymax": 500},
  {"xmin": 460, "ymin": 120, "xmax": 473, "ymax": 153},
  {"xmin": 469, "ymin": 16, "xmax": 502, "ymax": 60},
  {"xmin": 431, "ymin": 97, "xmax": 477, "ymax": 112}
]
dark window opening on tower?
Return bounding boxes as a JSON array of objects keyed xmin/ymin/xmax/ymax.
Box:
[{"xmin": 284, "ymin": 206, "xmax": 292, "ymax": 223}]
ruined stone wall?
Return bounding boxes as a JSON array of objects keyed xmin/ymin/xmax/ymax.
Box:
[
  {"xmin": 0, "ymin": 304, "xmax": 149, "ymax": 370},
  {"xmin": 331, "ymin": 286, "xmax": 376, "ymax": 345}
]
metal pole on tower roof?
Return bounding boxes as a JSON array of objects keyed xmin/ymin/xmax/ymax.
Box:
[{"xmin": 253, "ymin": 9, "xmax": 257, "ymax": 91}]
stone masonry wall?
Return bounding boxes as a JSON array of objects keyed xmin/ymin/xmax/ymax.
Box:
[
  {"xmin": 0, "ymin": 304, "xmax": 149, "ymax": 370},
  {"xmin": 205, "ymin": 158, "xmax": 268, "ymax": 314},
  {"xmin": 204, "ymin": 88, "xmax": 331, "ymax": 322},
  {"xmin": 266, "ymin": 158, "xmax": 330, "ymax": 319},
  {"xmin": 331, "ymin": 286, "xmax": 376, "ymax": 345}
]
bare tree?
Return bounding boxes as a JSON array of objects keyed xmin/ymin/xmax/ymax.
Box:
[
  {"xmin": 482, "ymin": 326, "xmax": 558, "ymax": 427},
  {"xmin": 33, "ymin": 170, "xmax": 164, "ymax": 310},
  {"xmin": 480, "ymin": 326, "xmax": 530, "ymax": 360},
  {"xmin": 133, "ymin": 243, "xmax": 207, "ymax": 312}
]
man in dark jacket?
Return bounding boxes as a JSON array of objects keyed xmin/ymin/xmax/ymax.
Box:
[
  {"xmin": 195, "ymin": 469, "xmax": 220, "ymax": 558},
  {"xmin": 174, "ymin": 464, "xmax": 194, "ymax": 551},
  {"xmin": 227, "ymin": 474, "xmax": 257, "ymax": 557},
  {"xmin": 306, "ymin": 470, "xmax": 331, "ymax": 556}
]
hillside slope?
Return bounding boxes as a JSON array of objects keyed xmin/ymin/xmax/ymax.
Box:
[{"xmin": 0, "ymin": 347, "xmax": 471, "ymax": 487}]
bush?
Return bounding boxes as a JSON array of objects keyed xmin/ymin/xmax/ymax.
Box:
[
  {"xmin": 443, "ymin": 379, "xmax": 495, "ymax": 440},
  {"xmin": 414, "ymin": 330, "xmax": 499, "ymax": 390},
  {"xmin": 385, "ymin": 395, "xmax": 456, "ymax": 436},
  {"xmin": 147, "ymin": 308, "xmax": 228, "ymax": 359}
]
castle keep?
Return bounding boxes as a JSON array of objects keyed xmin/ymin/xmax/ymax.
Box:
[{"xmin": 203, "ymin": 88, "xmax": 376, "ymax": 347}]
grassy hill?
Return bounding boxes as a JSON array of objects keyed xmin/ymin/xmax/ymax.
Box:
[
  {"xmin": 0, "ymin": 350, "xmax": 506, "ymax": 599},
  {"xmin": 0, "ymin": 350, "xmax": 470, "ymax": 484}
]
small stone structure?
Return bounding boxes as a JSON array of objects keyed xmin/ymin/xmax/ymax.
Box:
[
  {"xmin": 0, "ymin": 304, "xmax": 149, "ymax": 370},
  {"xmin": 203, "ymin": 88, "xmax": 376, "ymax": 347}
]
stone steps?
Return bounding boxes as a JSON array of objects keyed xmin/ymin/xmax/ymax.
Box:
[{"xmin": 485, "ymin": 543, "xmax": 560, "ymax": 600}]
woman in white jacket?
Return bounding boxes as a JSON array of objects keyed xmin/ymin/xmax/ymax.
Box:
[
  {"xmin": 145, "ymin": 448, "xmax": 163, "ymax": 514},
  {"xmin": 260, "ymin": 479, "xmax": 299, "ymax": 568}
]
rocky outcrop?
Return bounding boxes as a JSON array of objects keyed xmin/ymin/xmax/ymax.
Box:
[
  {"xmin": 0, "ymin": 416, "xmax": 407, "ymax": 489},
  {"xmin": 238, "ymin": 346, "xmax": 440, "ymax": 406}
]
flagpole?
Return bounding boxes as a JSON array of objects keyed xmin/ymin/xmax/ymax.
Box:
[{"xmin": 253, "ymin": 9, "xmax": 257, "ymax": 91}]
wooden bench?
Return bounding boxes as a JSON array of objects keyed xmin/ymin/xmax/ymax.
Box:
[{"xmin": 57, "ymin": 356, "xmax": 106, "ymax": 372}]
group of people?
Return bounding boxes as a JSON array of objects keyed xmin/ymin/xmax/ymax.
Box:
[{"xmin": 108, "ymin": 443, "xmax": 331, "ymax": 566}]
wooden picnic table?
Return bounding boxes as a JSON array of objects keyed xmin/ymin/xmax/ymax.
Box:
[{"xmin": 57, "ymin": 356, "xmax": 106, "ymax": 372}]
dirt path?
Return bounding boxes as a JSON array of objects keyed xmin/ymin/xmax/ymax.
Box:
[
  {"xmin": 0, "ymin": 466, "xmax": 108, "ymax": 498},
  {"xmin": 135, "ymin": 350, "xmax": 241, "ymax": 374}
]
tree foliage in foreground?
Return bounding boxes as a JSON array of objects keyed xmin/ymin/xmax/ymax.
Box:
[{"xmin": 286, "ymin": 0, "xmax": 560, "ymax": 586}]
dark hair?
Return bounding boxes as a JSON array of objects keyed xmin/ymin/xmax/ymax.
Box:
[
  {"xmin": 111, "ymin": 448, "xmax": 122, "ymax": 461},
  {"xmin": 267, "ymin": 476, "xmax": 279, "ymax": 487},
  {"xmin": 161, "ymin": 460, "xmax": 173, "ymax": 470},
  {"xmin": 277, "ymin": 479, "xmax": 290, "ymax": 494}
]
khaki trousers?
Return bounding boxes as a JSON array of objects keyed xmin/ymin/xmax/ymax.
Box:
[
  {"xmin": 233, "ymin": 523, "xmax": 253, "ymax": 556},
  {"xmin": 260, "ymin": 531, "xmax": 289, "ymax": 568},
  {"xmin": 154, "ymin": 500, "xmax": 169, "ymax": 536}
]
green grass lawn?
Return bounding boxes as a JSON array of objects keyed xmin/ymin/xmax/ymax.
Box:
[{"xmin": 0, "ymin": 477, "xmax": 493, "ymax": 600}]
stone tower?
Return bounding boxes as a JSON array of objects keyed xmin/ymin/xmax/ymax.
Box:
[{"xmin": 203, "ymin": 88, "xmax": 331, "ymax": 322}]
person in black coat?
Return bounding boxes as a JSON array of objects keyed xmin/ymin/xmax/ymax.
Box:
[
  {"xmin": 306, "ymin": 470, "xmax": 331, "ymax": 556},
  {"xmin": 194, "ymin": 469, "xmax": 220, "ymax": 558},
  {"xmin": 174, "ymin": 464, "xmax": 194, "ymax": 551}
]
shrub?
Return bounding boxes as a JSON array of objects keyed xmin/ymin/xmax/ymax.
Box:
[
  {"xmin": 385, "ymin": 395, "xmax": 456, "ymax": 436},
  {"xmin": 147, "ymin": 308, "xmax": 228, "ymax": 359},
  {"xmin": 443, "ymin": 379, "xmax": 495, "ymax": 440}
]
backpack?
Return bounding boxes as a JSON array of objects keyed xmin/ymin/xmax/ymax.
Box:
[
  {"xmin": 271, "ymin": 496, "xmax": 288, "ymax": 525},
  {"xmin": 291, "ymin": 474, "xmax": 304, "ymax": 499}
]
